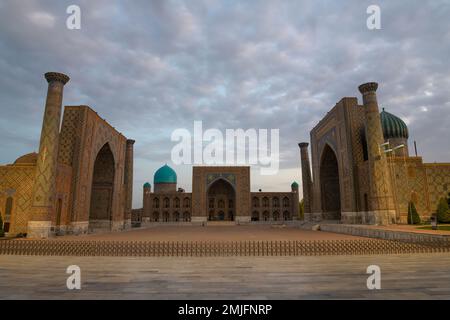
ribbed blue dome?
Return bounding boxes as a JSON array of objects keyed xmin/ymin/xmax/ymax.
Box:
[
  {"xmin": 143, "ymin": 182, "xmax": 151, "ymax": 188},
  {"xmin": 154, "ymin": 164, "xmax": 177, "ymax": 184},
  {"xmin": 380, "ymin": 109, "xmax": 409, "ymax": 139}
]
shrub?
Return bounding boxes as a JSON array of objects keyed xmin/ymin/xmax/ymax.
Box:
[
  {"xmin": 407, "ymin": 202, "xmax": 421, "ymax": 225},
  {"xmin": 299, "ymin": 199, "xmax": 304, "ymax": 220},
  {"xmin": 436, "ymin": 197, "xmax": 450, "ymax": 223}
]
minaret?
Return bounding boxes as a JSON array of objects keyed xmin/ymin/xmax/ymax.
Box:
[
  {"xmin": 28, "ymin": 72, "xmax": 70, "ymax": 238},
  {"xmin": 298, "ymin": 142, "xmax": 313, "ymax": 217},
  {"xmin": 124, "ymin": 139, "xmax": 135, "ymax": 229},
  {"xmin": 142, "ymin": 182, "xmax": 151, "ymax": 224},
  {"xmin": 291, "ymin": 182, "xmax": 300, "ymax": 220},
  {"xmin": 358, "ymin": 82, "xmax": 396, "ymax": 225}
]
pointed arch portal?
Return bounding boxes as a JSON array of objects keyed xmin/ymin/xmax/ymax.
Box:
[
  {"xmin": 319, "ymin": 144, "xmax": 341, "ymax": 220},
  {"xmin": 207, "ymin": 179, "xmax": 236, "ymax": 221},
  {"xmin": 89, "ymin": 143, "xmax": 115, "ymax": 231}
]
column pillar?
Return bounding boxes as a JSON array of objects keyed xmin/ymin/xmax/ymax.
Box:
[
  {"xmin": 358, "ymin": 82, "xmax": 396, "ymax": 225},
  {"xmin": 142, "ymin": 183, "xmax": 151, "ymax": 224},
  {"xmin": 291, "ymin": 182, "xmax": 300, "ymax": 220},
  {"xmin": 299, "ymin": 143, "xmax": 313, "ymax": 219},
  {"xmin": 28, "ymin": 72, "xmax": 70, "ymax": 238},
  {"xmin": 124, "ymin": 139, "xmax": 135, "ymax": 229}
]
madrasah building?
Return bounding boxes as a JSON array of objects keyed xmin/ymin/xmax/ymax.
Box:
[
  {"xmin": 299, "ymin": 82, "xmax": 450, "ymax": 225},
  {"xmin": 134, "ymin": 165, "xmax": 300, "ymax": 225},
  {"xmin": 0, "ymin": 72, "xmax": 134, "ymax": 238}
]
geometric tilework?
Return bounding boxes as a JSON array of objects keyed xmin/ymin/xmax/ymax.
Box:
[
  {"xmin": 0, "ymin": 165, "xmax": 35, "ymax": 234},
  {"xmin": 1, "ymin": 104, "xmax": 130, "ymax": 236},
  {"xmin": 426, "ymin": 164, "xmax": 450, "ymax": 211},
  {"xmin": 0, "ymin": 69, "xmax": 131, "ymax": 237},
  {"xmin": 32, "ymin": 82, "xmax": 67, "ymax": 216},
  {"xmin": 304, "ymin": 83, "xmax": 450, "ymax": 225},
  {"xmin": 64, "ymin": 106, "xmax": 128, "ymax": 228}
]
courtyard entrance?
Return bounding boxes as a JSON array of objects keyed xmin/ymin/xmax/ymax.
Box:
[
  {"xmin": 207, "ymin": 178, "xmax": 236, "ymax": 221},
  {"xmin": 88, "ymin": 143, "xmax": 115, "ymax": 232},
  {"xmin": 320, "ymin": 144, "xmax": 341, "ymax": 220}
]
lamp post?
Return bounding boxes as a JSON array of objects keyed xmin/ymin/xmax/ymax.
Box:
[
  {"xmin": 381, "ymin": 142, "xmax": 406, "ymax": 224},
  {"xmin": 393, "ymin": 144, "xmax": 406, "ymax": 224}
]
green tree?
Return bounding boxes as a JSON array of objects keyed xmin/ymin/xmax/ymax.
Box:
[
  {"xmin": 407, "ymin": 201, "xmax": 421, "ymax": 225},
  {"xmin": 0, "ymin": 214, "xmax": 4, "ymax": 238},
  {"xmin": 299, "ymin": 199, "xmax": 304, "ymax": 220},
  {"xmin": 436, "ymin": 197, "xmax": 450, "ymax": 223}
]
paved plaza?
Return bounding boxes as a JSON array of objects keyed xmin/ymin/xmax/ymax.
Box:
[
  {"xmin": 1, "ymin": 253, "xmax": 449, "ymax": 299},
  {"xmin": 2, "ymin": 227, "xmax": 449, "ymax": 299},
  {"xmin": 57, "ymin": 225, "xmax": 365, "ymax": 241}
]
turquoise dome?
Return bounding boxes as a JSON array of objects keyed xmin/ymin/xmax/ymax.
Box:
[
  {"xmin": 291, "ymin": 181, "xmax": 299, "ymax": 188},
  {"xmin": 143, "ymin": 182, "xmax": 151, "ymax": 188},
  {"xmin": 154, "ymin": 164, "xmax": 177, "ymax": 184},
  {"xmin": 380, "ymin": 109, "xmax": 409, "ymax": 139}
]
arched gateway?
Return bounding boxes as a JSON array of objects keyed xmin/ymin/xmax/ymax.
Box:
[
  {"xmin": 319, "ymin": 144, "xmax": 341, "ymax": 220},
  {"xmin": 207, "ymin": 178, "xmax": 236, "ymax": 221},
  {"xmin": 89, "ymin": 143, "xmax": 116, "ymax": 232}
]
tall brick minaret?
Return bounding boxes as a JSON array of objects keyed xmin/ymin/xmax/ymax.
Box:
[
  {"xmin": 358, "ymin": 82, "xmax": 396, "ymax": 225},
  {"xmin": 28, "ymin": 72, "xmax": 70, "ymax": 238},
  {"xmin": 299, "ymin": 142, "xmax": 313, "ymax": 218},
  {"xmin": 291, "ymin": 181, "xmax": 300, "ymax": 220},
  {"xmin": 124, "ymin": 139, "xmax": 135, "ymax": 228}
]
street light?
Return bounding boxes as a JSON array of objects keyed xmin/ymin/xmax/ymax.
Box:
[
  {"xmin": 379, "ymin": 141, "xmax": 390, "ymax": 157},
  {"xmin": 381, "ymin": 142, "xmax": 406, "ymax": 224},
  {"xmin": 393, "ymin": 144, "xmax": 405, "ymax": 153}
]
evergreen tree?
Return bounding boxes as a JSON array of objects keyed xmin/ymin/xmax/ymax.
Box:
[
  {"xmin": 436, "ymin": 197, "xmax": 450, "ymax": 223},
  {"xmin": 299, "ymin": 199, "xmax": 304, "ymax": 220},
  {"xmin": 407, "ymin": 202, "xmax": 421, "ymax": 225}
]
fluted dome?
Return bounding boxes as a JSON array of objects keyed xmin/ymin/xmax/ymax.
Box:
[
  {"xmin": 154, "ymin": 164, "xmax": 177, "ymax": 184},
  {"xmin": 380, "ymin": 109, "xmax": 409, "ymax": 139},
  {"xmin": 143, "ymin": 182, "xmax": 151, "ymax": 188}
]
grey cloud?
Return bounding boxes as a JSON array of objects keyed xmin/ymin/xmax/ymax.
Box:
[{"xmin": 0, "ymin": 0, "xmax": 449, "ymax": 208}]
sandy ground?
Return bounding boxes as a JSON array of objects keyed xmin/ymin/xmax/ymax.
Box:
[{"xmin": 53, "ymin": 225, "xmax": 366, "ymax": 241}]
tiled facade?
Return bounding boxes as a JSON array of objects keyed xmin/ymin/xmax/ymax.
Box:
[
  {"xmin": 0, "ymin": 73, "xmax": 133, "ymax": 238},
  {"xmin": 300, "ymin": 82, "xmax": 450, "ymax": 225},
  {"xmin": 137, "ymin": 166, "xmax": 299, "ymax": 224}
]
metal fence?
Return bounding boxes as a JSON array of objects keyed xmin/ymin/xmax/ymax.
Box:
[{"xmin": 0, "ymin": 239, "xmax": 449, "ymax": 257}]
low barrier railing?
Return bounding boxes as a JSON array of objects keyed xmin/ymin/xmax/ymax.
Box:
[{"xmin": 0, "ymin": 238, "xmax": 449, "ymax": 257}]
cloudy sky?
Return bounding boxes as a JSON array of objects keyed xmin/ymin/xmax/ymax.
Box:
[{"xmin": 0, "ymin": 0, "xmax": 449, "ymax": 208}]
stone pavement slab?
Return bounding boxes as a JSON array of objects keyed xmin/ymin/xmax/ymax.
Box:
[{"xmin": 0, "ymin": 253, "xmax": 449, "ymax": 299}]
